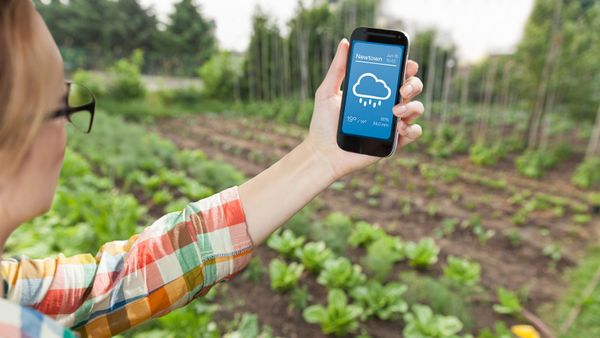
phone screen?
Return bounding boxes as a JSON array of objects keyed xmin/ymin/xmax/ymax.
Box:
[{"xmin": 340, "ymin": 40, "xmax": 405, "ymax": 140}]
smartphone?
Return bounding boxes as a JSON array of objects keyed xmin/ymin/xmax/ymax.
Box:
[{"xmin": 336, "ymin": 27, "xmax": 410, "ymax": 157}]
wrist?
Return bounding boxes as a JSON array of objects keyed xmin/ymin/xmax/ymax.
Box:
[{"xmin": 296, "ymin": 139, "xmax": 338, "ymax": 186}]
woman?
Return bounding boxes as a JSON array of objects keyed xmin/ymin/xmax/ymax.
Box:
[{"xmin": 0, "ymin": 1, "xmax": 424, "ymax": 337}]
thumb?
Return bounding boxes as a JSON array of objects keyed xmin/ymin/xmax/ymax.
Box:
[{"xmin": 318, "ymin": 38, "xmax": 350, "ymax": 98}]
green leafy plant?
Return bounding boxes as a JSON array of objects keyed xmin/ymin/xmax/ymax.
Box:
[
  {"xmin": 361, "ymin": 235, "xmax": 405, "ymax": 281},
  {"xmin": 405, "ymin": 238, "xmax": 440, "ymax": 268},
  {"xmin": 348, "ymin": 221, "xmax": 386, "ymax": 247},
  {"xmin": 317, "ymin": 257, "xmax": 367, "ymax": 290},
  {"xmin": 312, "ymin": 212, "xmax": 354, "ymax": 255},
  {"xmin": 294, "ymin": 241, "xmax": 333, "ymax": 273},
  {"xmin": 303, "ymin": 289, "xmax": 363, "ymax": 337},
  {"xmin": 492, "ymin": 287, "xmax": 522, "ymax": 316},
  {"xmin": 515, "ymin": 150, "xmax": 559, "ymax": 179},
  {"xmin": 403, "ymin": 304, "xmax": 465, "ymax": 338},
  {"xmin": 268, "ymin": 259, "xmax": 303, "ymax": 292},
  {"xmin": 571, "ymin": 158, "xmax": 600, "ymax": 188},
  {"xmin": 267, "ymin": 229, "xmax": 306, "ymax": 258},
  {"xmin": 350, "ymin": 281, "xmax": 408, "ymax": 320},
  {"xmin": 443, "ymin": 256, "xmax": 482, "ymax": 287}
]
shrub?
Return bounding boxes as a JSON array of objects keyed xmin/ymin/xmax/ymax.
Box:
[
  {"xmin": 107, "ymin": 49, "xmax": 146, "ymax": 101},
  {"xmin": 571, "ymin": 158, "xmax": 600, "ymax": 188}
]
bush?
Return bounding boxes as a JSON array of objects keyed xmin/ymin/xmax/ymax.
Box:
[
  {"xmin": 197, "ymin": 51, "xmax": 239, "ymax": 100},
  {"xmin": 571, "ymin": 158, "xmax": 600, "ymax": 188},
  {"xmin": 107, "ymin": 49, "xmax": 146, "ymax": 101},
  {"xmin": 515, "ymin": 149, "xmax": 559, "ymax": 179},
  {"xmin": 72, "ymin": 69, "xmax": 106, "ymax": 97}
]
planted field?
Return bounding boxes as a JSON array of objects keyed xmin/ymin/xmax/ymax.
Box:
[{"xmin": 155, "ymin": 113, "xmax": 600, "ymax": 337}]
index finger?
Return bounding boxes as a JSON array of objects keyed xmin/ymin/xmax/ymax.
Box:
[{"xmin": 405, "ymin": 60, "xmax": 418, "ymax": 78}]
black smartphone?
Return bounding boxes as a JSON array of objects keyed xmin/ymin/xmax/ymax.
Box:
[{"xmin": 336, "ymin": 27, "xmax": 410, "ymax": 157}]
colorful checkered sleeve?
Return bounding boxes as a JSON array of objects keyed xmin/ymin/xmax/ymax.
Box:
[{"xmin": 1, "ymin": 186, "xmax": 254, "ymax": 338}]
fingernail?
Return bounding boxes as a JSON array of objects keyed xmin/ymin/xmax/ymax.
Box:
[
  {"xmin": 401, "ymin": 84, "xmax": 414, "ymax": 97},
  {"xmin": 394, "ymin": 104, "xmax": 408, "ymax": 116}
]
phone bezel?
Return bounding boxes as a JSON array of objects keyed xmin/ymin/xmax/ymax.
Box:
[{"xmin": 336, "ymin": 27, "xmax": 410, "ymax": 157}]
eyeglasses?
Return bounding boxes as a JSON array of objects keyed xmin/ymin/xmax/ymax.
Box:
[{"xmin": 50, "ymin": 81, "xmax": 96, "ymax": 133}]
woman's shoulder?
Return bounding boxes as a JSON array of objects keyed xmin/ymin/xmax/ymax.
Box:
[{"xmin": 0, "ymin": 298, "xmax": 78, "ymax": 338}]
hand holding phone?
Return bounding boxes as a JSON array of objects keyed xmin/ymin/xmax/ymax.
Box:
[{"xmin": 305, "ymin": 29, "xmax": 423, "ymax": 179}]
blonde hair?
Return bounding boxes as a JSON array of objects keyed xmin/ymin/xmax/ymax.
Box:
[{"xmin": 0, "ymin": 0, "xmax": 52, "ymax": 177}]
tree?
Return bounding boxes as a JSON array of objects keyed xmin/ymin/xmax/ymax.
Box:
[{"xmin": 163, "ymin": 0, "xmax": 217, "ymax": 75}]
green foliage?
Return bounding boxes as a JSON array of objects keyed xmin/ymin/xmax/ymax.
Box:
[
  {"xmin": 312, "ymin": 212, "xmax": 354, "ymax": 255},
  {"xmin": 157, "ymin": 87, "xmax": 205, "ymax": 107},
  {"xmin": 267, "ymin": 229, "xmax": 306, "ymax": 258},
  {"xmin": 72, "ymin": 69, "xmax": 106, "ymax": 97},
  {"xmin": 469, "ymin": 142, "xmax": 506, "ymax": 166},
  {"xmin": 361, "ymin": 235, "xmax": 405, "ymax": 281},
  {"xmin": 294, "ymin": 241, "xmax": 333, "ymax": 273},
  {"xmin": 543, "ymin": 246, "xmax": 600, "ymax": 338},
  {"xmin": 198, "ymin": 51, "xmax": 241, "ymax": 100},
  {"xmin": 7, "ymin": 150, "xmax": 147, "ymax": 257},
  {"xmin": 492, "ymin": 287, "xmax": 522, "ymax": 316},
  {"xmin": 303, "ymin": 289, "xmax": 363, "ymax": 337},
  {"xmin": 399, "ymin": 272, "xmax": 474, "ymax": 330},
  {"xmin": 107, "ymin": 49, "xmax": 146, "ymax": 102},
  {"xmin": 317, "ymin": 257, "xmax": 367, "ymax": 290},
  {"xmin": 350, "ymin": 281, "xmax": 408, "ymax": 320},
  {"xmin": 348, "ymin": 221, "xmax": 386, "ymax": 247},
  {"xmin": 153, "ymin": 302, "xmax": 221, "ymax": 338},
  {"xmin": 403, "ymin": 304, "xmax": 465, "ymax": 338},
  {"xmin": 476, "ymin": 321, "xmax": 512, "ymax": 338},
  {"xmin": 268, "ymin": 259, "xmax": 304, "ymax": 292},
  {"xmin": 405, "ymin": 238, "xmax": 440, "ymax": 268},
  {"xmin": 443, "ymin": 256, "xmax": 482, "ymax": 287},
  {"xmin": 571, "ymin": 158, "xmax": 600, "ymax": 188},
  {"xmin": 515, "ymin": 150, "xmax": 559, "ymax": 179}
]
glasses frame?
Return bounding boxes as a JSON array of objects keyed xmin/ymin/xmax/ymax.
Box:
[{"xmin": 50, "ymin": 81, "xmax": 96, "ymax": 133}]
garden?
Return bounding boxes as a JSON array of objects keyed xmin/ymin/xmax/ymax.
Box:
[{"xmin": 9, "ymin": 0, "xmax": 600, "ymax": 337}]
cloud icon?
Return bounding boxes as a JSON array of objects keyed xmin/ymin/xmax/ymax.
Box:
[
  {"xmin": 352, "ymin": 73, "xmax": 392, "ymax": 108},
  {"xmin": 352, "ymin": 73, "xmax": 391, "ymax": 100}
]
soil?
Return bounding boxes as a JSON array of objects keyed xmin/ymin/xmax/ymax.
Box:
[{"xmin": 152, "ymin": 113, "xmax": 600, "ymax": 338}]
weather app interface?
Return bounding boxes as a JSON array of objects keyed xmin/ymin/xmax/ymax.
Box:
[{"xmin": 341, "ymin": 41, "xmax": 405, "ymax": 140}]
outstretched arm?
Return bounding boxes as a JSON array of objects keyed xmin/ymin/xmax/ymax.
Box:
[{"xmin": 239, "ymin": 38, "xmax": 424, "ymax": 245}]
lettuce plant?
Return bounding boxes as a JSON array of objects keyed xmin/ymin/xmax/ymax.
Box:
[
  {"xmin": 268, "ymin": 259, "xmax": 303, "ymax": 292},
  {"xmin": 405, "ymin": 238, "xmax": 440, "ymax": 268},
  {"xmin": 350, "ymin": 281, "xmax": 408, "ymax": 320},
  {"xmin": 303, "ymin": 289, "xmax": 363, "ymax": 337},
  {"xmin": 403, "ymin": 304, "xmax": 464, "ymax": 338},
  {"xmin": 348, "ymin": 221, "xmax": 386, "ymax": 247},
  {"xmin": 294, "ymin": 241, "xmax": 333, "ymax": 273},
  {"xmin": 443, "ymin": 256, "xmax": 481, "ymax": 287},
  {"xmin": 267, "ymin": 229, "xmax": 306, "ymax": 258},
  {"xmin": 317, "ymin": 257, "xmax": 366, "ymax": 290}
]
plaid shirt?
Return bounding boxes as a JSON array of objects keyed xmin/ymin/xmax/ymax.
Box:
[{"xmin": 0, "ymin": 186, "xmax": 254, "ymax": 338}]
